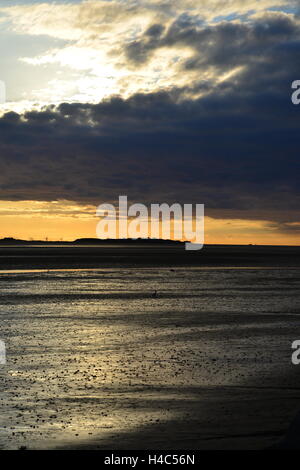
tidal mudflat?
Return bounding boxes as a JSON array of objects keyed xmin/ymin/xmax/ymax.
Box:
[{"xmin": 1, "ymin": 265, "xmax": 300, "ymax": 449}]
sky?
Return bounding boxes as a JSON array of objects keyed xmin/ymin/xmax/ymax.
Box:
[{"xmin": 0, "ymin": 0, "xmax": 299, "ymax": 244}]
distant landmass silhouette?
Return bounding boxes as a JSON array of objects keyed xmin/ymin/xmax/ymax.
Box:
[
  {"xmin": 0, "ymin": 237, "xmax": 184, "ymax": 246},
  {"xmin": 0, "ymin": 238, "xmax": 299, "ymax": 270}
]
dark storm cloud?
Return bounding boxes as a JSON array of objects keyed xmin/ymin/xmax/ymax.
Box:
[
  {"xmin": 125, "ymin": 12, "xmax": 300, "ymax": 70},
  {"xmin": 0, "ymin": 11, "xmax": 299, "ymax": 224}
]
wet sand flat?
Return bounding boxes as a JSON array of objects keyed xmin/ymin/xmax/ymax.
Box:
[{"xmin": 1, "ymin": 265, "xmax": 300, "ymax": 449}]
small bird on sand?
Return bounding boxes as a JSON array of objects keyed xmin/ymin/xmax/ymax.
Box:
[{"xmin": 152, "ymin": 290, "xmax": 158, "ymax": 298}]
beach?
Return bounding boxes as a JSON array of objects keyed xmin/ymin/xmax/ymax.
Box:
[{"xmin": 1, "ymin": 250, "xmax": 300, "ymax": 450}]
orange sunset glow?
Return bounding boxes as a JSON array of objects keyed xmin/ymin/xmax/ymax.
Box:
[{"xmin": 0, "ymin": 200, "xmax": 299, "ymax": 245}]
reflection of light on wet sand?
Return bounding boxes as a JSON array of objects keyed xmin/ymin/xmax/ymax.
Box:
[
  {"xmin": 1, "ymin": 267, "xmax": 300, "ymax": 449},
  {"xmin": 1, "ymin": 266, "xmax": 300, "ymax": 275}
]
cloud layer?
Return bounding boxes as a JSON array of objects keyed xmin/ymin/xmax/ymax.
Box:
[
  {"xmin": 0, "ymin": 1, "xmax": 299, "ymax": 236},
  {"xmin": 0, "ymin": 0, "xmax": 298, "ymax": 104}
]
